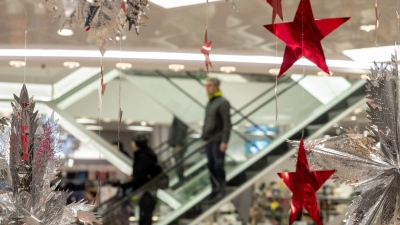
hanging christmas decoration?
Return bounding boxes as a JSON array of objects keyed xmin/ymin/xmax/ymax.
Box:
[
  {"xmin": 263, "ymin": 0, "xmax": 349, "ymax": 77},
  {"xmin": 279, "ymin": 138, "xmax": 335, "ymax": 225},
  {"xmin": 84, "ymin": 0, "xmax": 122, "ymax": 56},
  {"xmin": 200, "ymin": 28, "xmax": 213, "ymax": 72},
  {"xmin": 45, "ymin": 0, "xmax": 81, "ymax": 29},
  {"xmin": 292, "ymin": 53, "xmax": 400, "ymax": 225},
  {"xmin": 266, "ymin": 0, "xmax": 283, "ymax": 24},
  {"xmin": 0, "ymin": 84, "xmax": 101, "ymax": 225},
  {"xmin": 99, "ymin": 67, "xmax": 107, "ymax": 111},
  {"xmin": 124, "ymin": 0, "xmax": 149, "ymax": 35}
]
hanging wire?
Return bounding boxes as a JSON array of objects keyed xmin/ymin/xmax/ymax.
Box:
[
  {"xmin": 96, "ymin": 55, "xmax": 104, "ymax": 210},
  {"xmin": 118, "ymin": 35, "xmax": 122, "ymax": 152}
]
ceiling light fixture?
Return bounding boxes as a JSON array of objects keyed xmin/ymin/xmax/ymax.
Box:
[
  {"xmin": 9, "ymin": 61, "xmax": 26, "ymax": 68},
  {"xmin": 103, "ymin": 118, "xmax": 112, "ymax": 123},
  {"xmin": 350, "ymin": 116, "xmax": 357, "ymax": 121},
  {"xmin": 126, "ymin": 126, "xmax": 153, "ymax": 132},
  {"xmin": 269, "ymin": 68, "xmax": 280, "ymax": 75},
  {"xmin": 317, "ymin": 71, "xmax": 333, "ymax": 76},
  {"xmin": 57, "ymin": 29, "xmax": 74, "ymax": 36},
  {"xmin": 360, "ymin": 74, "xmax": 369, "ymax": 80},
  {"xmin": 76, "ymin": 118, "xmax": 97, "ymax": 124},
  {"xmin": 85, "ymin": 125, "xmax": 103, "ymax": 130},
  {"xmin": 220, "ymin": 66, "xmax": 236, "ymax": 73},
  {"xmin": 0, "ymin": 49, "xmax": 373, "ymax": 72},
  {"xmin": 359, "ymin": 25, "xmax": 376, "ymax": 32},
  {"xmin": 141, "ymin": 121, "xmax": 147, "ymax": 126},
  {"xmin": 63, "ymin": 61, "xmax": 80, "ymax": 69},
  {"xmin": 116, "ymin": 62, "xmax": 132, "ymax": 70},
  {"xmin": 168, "ymin": 64, "xmax": 184, "ymax": 72},
  {"xmin": 124, "ymin": 119, "xmax": 134, "ymax": 125},
  {"xmin": 149, "ymin": 0, "xmax": 221, "ymax": 8}
]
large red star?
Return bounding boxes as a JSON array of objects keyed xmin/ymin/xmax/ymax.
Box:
[
  {"xmin": 278, "ymin": 139, "xmax": 335, "ymax": 225},
  {"xmin": 266, "ymin": 0, "xmax": 283, "ymax": 24},
  {"xmin": 200, "ymin": 28, "xmax": 213, "ymax": 72},
  {"xmin": 264, "ymin": 0, "xmax": 350, "ymax": 77}
]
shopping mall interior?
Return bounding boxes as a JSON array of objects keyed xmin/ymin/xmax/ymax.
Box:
[{"xmin": 0, "ymin": 0, "xmax": 397, "ymax": 225}]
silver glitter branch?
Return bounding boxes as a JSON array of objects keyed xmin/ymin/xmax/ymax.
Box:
[
  {"xmin": 291, "ymin": 54, "xmax": 400, "ymax": 224},
  {"xmin": 0, "ymin": 85, "xmax": 101, "ymax": 225}
]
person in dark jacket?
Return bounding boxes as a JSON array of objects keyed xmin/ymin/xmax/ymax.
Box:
[
  {"xmin": 168, "ymin": 116, "xmax": 188, "ymax": 183},
  {"xmin": 202, "ymin": 78, "xmax": 231, "ymax": 199},
  {"xmin": 130, "ymin": 134, "xmax": 158, "ymax": 225}
]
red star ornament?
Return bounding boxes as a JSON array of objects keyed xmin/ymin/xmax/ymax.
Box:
[
  {"xmin": 266, "ymin": 0, "xmax": 283, "ymax": 24},
  {"xmin": 264, "ymin": 0, "xmax": 350, "ymax": 77},
  {"xmin": 278, "ymin": 138, "xmax": 335, "ymax": 225},
  {"xmin": 200, "ymin": 28, "xmax": 213, "ymax": 72}
]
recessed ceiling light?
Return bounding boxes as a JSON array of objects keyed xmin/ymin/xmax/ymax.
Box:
[
  {"xmin": 103, "ymin": 118, "xmax": 112, "ymax": 123},
  {"xmin": 122, "ymin": 35, "xmax": 127, "ymax": 40},
  {"xmin": 141, "ymin": 121, "xmax": 147, "ymax": 126},
  {"xmin": 360, "ymin": 74, "xmax": 369, "ymax": 80},
  {"xmin": 168, "ymin": 64, "xmax": 184, "ymax": 72},
  {"xmin": 149, "ymin": 0, "xmax": 221, "ymax": 9},
  {"xmin": 63, "ymin": 61, "xmax": 80, "ymax": 69},
  {"xmin": 220, "ymin": 66, "xmax": 236, "ymax": 73},
  {"xmin": 85, "ymin": 125, "xmax": 103, "ymax": 130},
  {"xmin": 124, "ymin": 119, "xmax": 134, "ymax": 125},
  {"xmin": 57, "ymin": 29, "xmax": 74, "ymax": 36},
  {"xmin": 76, "ymin": 118, "xmax": 97, "ymax": 124},
  {"xmin": 9, "ymin": 61, "xmax": 26, "ymax": 68},
  {"xmin": 350, "ymin": 116, "xmax": 357, "ymax": 121},
  {"xmin": 360, "ymin": 25, "xmax": 376, "ymax": 32},
  {"xmin": 126, "ymin": 126, "xmax": 153, "ymax": 132},
  {"xmin": 317, "ymin": 71, "xmax": 333, "ymax": 76},
  {"xmin": 269, "ymin": 68, "xmax": 280, "ymax": 75},
  {"xmin": 116, "ymin": 62, "xmax": 132, "ymax": 70}
]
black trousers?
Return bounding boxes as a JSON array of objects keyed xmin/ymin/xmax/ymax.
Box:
[
  {"xmin": 205, "ymin": 141, "xmax": 226, "ymax": 196},
  {"xmin": 139, "ymin": 191, "xmax": 156, "ymax": 225},
  {"xmin": 174, "ymin": 148, "xmax": 186, "ymax": 182}
]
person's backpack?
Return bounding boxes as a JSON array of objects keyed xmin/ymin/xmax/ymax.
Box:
[{"xmin": 150, "ymin": 164, "xmax": 169, "ymax": 190}]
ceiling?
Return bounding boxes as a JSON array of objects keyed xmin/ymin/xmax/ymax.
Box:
[{"xmin": 0, "ymin": 0, "xmax": 394, "ymax": 77}]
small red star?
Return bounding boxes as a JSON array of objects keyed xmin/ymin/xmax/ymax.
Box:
[
  {"xmin": 278, "ymin": 139, "xmax": 335, "ymax": 225},
  {"xmin": 264, "ymin": 0, "xmax": 350, "ymax": 77},
  {"xmin": 266, "ymin": 0, "xmax": 283, "ymax": 24},
  {"xmin": 200, "ymin": 28, "xmax": 213, "ymax": 72}
]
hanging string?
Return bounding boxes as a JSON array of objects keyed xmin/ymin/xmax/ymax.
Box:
[
  {"xmin": 118, "ymin": 35, "xmax": 122, "ymax": 153},
  {"xmin": 16, "ymin": 0, "xmax": 29, "ymax": 84},
  {"xmin": 274, "ymin": 31, "xmax": 279, "ymax": 127},
  {"xmin": 301, "ymin": 0, "xmax": 305, "ymax": 139},
  {"xmin": 96, "ymin": 55, "xmax": 104, "ymax": 210},
  {"xmin": 206, "ymin": 1, "xmax": 209, "ymax": 28},
  {"xmin": 375, "ymin": 0, "xmax": 379, "ymax": 46}
]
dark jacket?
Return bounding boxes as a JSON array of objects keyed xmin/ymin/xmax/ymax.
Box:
[
  {"xmin": 131, "ymin": 146, "xmax": 159, "ymax": 191},
  {"xmin": 202, "ymin": 96, "xmax": 231, "ymax": 143},
  {"xmin": 168, "ymin": 116, "xmax": 188, "ymax": 147}
]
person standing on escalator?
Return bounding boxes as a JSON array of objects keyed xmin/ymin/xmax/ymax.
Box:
[
  {"xmin": 202, "ymin": 78, "xmax": 232, "ymax": 200},
  {"xmin": 168, "ymin": 116, "xmax": 188, "ymax": 184},
  {"xmin": 130, "ymin": 134, "xmax": 158, "ymax": 225}
]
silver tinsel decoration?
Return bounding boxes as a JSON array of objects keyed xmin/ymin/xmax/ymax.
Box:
[
  {"xmin": 292, "ymin": 54, "xmax": 400, "ymax": 224},
  {"xmin": 0, "ymin": 85, "xmax": 101, "ymax": 225}
]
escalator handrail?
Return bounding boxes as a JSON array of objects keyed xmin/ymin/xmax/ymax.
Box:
[
  {"xmin": 101, "ymin": 75, "xmax": 305, "ymax": 216},
  {"xmin": 155, "ymin": 70, "xmax": 286, "ymax": 140}
]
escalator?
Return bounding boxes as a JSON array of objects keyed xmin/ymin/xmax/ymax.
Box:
[
  {"xmin": 100, "ymin": 75, "xmax": 366, "ymax": 225},
  {"xmin": 96, "ymin": 74, "xmax": 296, "ymax": 213}
]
